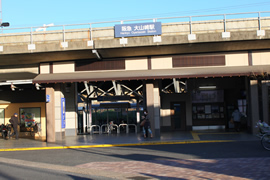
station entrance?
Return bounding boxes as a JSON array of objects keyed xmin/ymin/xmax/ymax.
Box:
[{"xmin": 77, "ymin": 80, "xmax": 144, "ymax": 135}]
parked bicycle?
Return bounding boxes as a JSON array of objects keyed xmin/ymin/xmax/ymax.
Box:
[
  {"xmin": 1, "ymin": 123, "xmax": 12, "ymax": 139},
  {"xmin": 30, "ymin": 123, "xmax": 41, "ymax": 137},
  {"xmin": 256, "ymin": 121, "xmax": 270, "ymax": 151}
]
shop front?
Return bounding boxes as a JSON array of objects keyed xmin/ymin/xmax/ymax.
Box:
[
  {"xmin": 160, "ymin": 76, "xmax": 248, "ymax": 132},
  {"xmin": 0, "ymin": 85, "xmax": 46, "ymax": 140}
]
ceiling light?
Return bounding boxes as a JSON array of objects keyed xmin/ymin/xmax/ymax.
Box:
[{"xmin": 199, "ymin": 86, "xmax": 216, "ymax": 90}]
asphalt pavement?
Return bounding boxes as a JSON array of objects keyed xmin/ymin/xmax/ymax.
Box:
[{"xmin": 0, "ymin": 130, "xmax": 269, "ymax": 180}]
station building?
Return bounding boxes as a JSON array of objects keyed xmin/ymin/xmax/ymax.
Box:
[{"xmin": 0, "ymin": 12, "xmax": 270, "ymax": 142}]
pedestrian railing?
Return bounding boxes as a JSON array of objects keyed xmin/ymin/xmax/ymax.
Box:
[
  {"xmin": 99, "ymin": 123, "xmax": 137, "ymax": 134},
  {"xmin": 89, "ymin": 125, "xmax": 101, "ymax": 134},
  {"xmin": 0, "ymin": 11, "xmax": 270, "ymax": 46},
  {"xmin": 119, "ymin": 124, "xmax": 128, "ymax": 134},
  {"xmin": 127, "ymin": 124, "xmax": 137, "ymax": 134}
]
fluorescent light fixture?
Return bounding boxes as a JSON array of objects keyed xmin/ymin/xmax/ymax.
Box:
[
  {"xmin": 6, "ymin": 80, "xmax": 33, "ymax": 84},
  {"xmin": 199, "ymin": 86, "xmax": 216, "ymax": 90},
  {"xmin": 0, "ymin": 80, "xmax": 33, "ymax": 86},
  {"xmin": 92, "ymin": 49, "xmax": 102, "ymax": 59}
]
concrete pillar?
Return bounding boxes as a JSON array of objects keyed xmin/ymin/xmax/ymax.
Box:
[
  {"xmin": 54, "ymin": 84, "xmax": 65, "ymax": 140},
  {"xmin": 262, "ymin": 80, "xmax": 269, "ymax": 124},
  {"xmin": 250, "ymin": 80, "xmax": 260, "ymax": 134},
  {"xmin": 46, "ymin": 86, "xmax": 55, "ymax": 143},
  {"xmin": 64, "ymin": 83, "xmax": 77, "ymax": 136},
  {"xmin": 146, "ymin": 80, "xmax": 161, "ymax": 137}
]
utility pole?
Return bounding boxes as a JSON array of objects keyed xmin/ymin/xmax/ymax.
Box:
[{"xmin": 0, "ymin": 0, "xmax": 2, "ymax": 25}]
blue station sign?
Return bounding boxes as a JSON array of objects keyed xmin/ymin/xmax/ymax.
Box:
[
  {"xmin": 115, "ymin": 22, "xmax": 162, "ymax": 38},
  {"xmin": 61, "ymin": 98, "xmax": 66, "ymax": 129}
]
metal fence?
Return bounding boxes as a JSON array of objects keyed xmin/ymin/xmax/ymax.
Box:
[{"xmin": 0, "ymin": 11, "xmax": 270, "ymax": 45}]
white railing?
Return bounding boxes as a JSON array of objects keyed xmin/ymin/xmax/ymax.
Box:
[
  {"xmin": 0, "ymin": 11, "xmax": 270, "ymax": 45},
  {"xmin": 89, "ymin": 125, "xmax": 101, "ymax": 134}
]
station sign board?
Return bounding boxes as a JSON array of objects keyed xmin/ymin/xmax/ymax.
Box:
[
  {"xmin": 115, "ymin": 22, "xmax": 162, "ymax": 38},
  {"xmin": 46, "ymin": 94, "xmax": 50, "ymax": 103},
  {"xmin": 61, "ymin": 98, "xmax": 66, "ymax": 128}
]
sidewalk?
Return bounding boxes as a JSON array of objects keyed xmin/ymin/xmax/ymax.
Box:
[
  {"xmin": 0, "ymin": 130, "xmax": 259, "ymax": 151},
  {"xmin": 0, "ymin": 131, "xmax": 267, "ymax": 180}
]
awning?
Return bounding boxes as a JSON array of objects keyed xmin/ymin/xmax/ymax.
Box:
[
  {"xmin": 0, "ymin": 72, "xmax": 38, "ymax": 82},
  {"xmin": 33, "ymin": 65, "xmax": 270, "ymax": 83}
]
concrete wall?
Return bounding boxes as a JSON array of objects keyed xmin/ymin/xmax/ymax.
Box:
[
  {"xmin": 53, "ymin": 61, "xmax": 75, "ymax": 73},
  {"xmin": 151, "ymin": 57, "xmax": 172, "ymax": 69},
  {"xmin": 252, "ymin": 51, "xmax": 270, "ymax": 65},
  {"xmin": 37, "ymin": 51, "xmax": 270, "ymax": 74},
  {"xmin": 125, "ymin": 58, "xmax": 148, "ymax": 70},
  {"xmin": 0, "ymin": 18, "xmax": 269, "ymax": 56},
  {"xmin": 225, "ymin": 53, "xmax": 249, "ymax": 66}
]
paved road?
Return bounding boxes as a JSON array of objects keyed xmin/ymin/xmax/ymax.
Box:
[
  {"xmin": 0, "ymin": 163, "xmax": 111, "ymax": 180},
  {"xmin": 0, "ymin": 140, "xmax": 269, "ymax": 179}
]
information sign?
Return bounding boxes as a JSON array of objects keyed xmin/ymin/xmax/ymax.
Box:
[{"xmin": 115, "ymin": 22, "xmax": 162, "ymax": 38}]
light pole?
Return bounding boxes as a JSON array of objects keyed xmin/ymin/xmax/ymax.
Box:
[
  {"xmin": 0, "ymin": 22, "xmax": 9, "ymax": 27},
  {"xmin": 0, "ymin": 0, "xmax": 9, "ymax": 32}
]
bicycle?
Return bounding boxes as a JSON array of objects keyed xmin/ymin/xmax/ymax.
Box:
[
  {"xmin": 30, "ymin": 123, "xmax": 41, "ymax": 137},
  {"xmin": 261, "ymin": 132, "xmax": 270, "ymax": 150},
  {"xmin": 256, "ymin": 121, "xmax": 270, "ymax": 151}
]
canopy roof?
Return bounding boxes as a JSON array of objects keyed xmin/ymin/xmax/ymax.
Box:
[{"xmin": 33, "ymin": 65, "xmax": 270, "ymax": 83}]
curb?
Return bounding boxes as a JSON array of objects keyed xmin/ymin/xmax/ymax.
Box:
[{"xmin": 0, "ymin": 139, "xmax": 235, "ymax": 152}]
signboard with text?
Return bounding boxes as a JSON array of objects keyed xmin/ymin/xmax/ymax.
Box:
[
  {"xmin": 192, "ymin": 90, "xmax": 224, "ymax": 103},
  {"xmin": 61, "ymin": 98, "xmax": 66, "ymax": 128},
  {"xmin": 115, "ymin": 22, "xmax": 162, "ymax": 38},
  {"xmin": 46, "ymin": 95, "xmax": 50, "ymax": 103}
]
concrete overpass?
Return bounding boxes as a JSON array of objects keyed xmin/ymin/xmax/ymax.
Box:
[{"xmin": 0, "ymin": 12, "xmax": 270, "ymax": 66}]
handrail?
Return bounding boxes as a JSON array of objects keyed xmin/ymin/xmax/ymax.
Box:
[
  {"xmin": 1, "ymin": 11, "xmax": 269, "ymax": 34},
  {"xmin": 89, "ymin": 125, "xmax": 101, "ymax": 134},
  {"xmin": 101, "ymin": 124, "xmax": 118, "ymax": 134},
  {"xmin": 127, "ymin": 124, "xmax": 137, "ymax": 134},
  {"xmin": 101, "ymin": 124, "xmax": 109, "ymax": 134},
  {"xmin": 109, "ymin": 124, "xmax": 119, "ymax": 134},
  {"xmin": 119, "ymin": 124, "xmax": 128, "ymax": 134},
  {"xmin": 0, "ymin": 11, "xmax": 269, "ymax": 46}
]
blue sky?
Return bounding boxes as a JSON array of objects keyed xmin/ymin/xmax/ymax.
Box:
[{"xmin": 1, "ymin": 0, "xmax": 270, "ymax": 27}]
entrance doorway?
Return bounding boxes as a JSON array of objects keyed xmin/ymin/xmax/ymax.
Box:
[{"xmin": 171, "ymin": 102, "xmax": 186, "ymax": 131}]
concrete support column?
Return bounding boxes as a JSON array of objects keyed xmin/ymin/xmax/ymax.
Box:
[
  {"xmin": 46, "ymin": 86, "xmax": 55, "ymax": 143},
  {"xmin": 64, "ymin": 83, "xmax": 77, "ymax": 136},
  {"xmin": 250, "ymin": 80, "xmax": 260, "ymax": 134},
  {"xmin": 262, "ymin": 81, "xmax": 269, "ymax": 124},
  {"xmin": 54, "ymin": 84, "xmax": 65, "ymax": 140},
  {"xmin": 146, "ymin": 80, "xmax": 161, "ymax": 137}
]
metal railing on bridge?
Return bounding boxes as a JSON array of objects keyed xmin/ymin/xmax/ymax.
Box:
[{"xmin": 0, "ymin": 11, "xmax": 270, "ymax": 45}]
